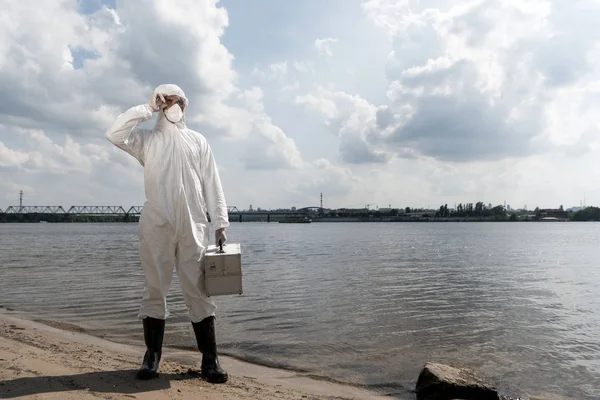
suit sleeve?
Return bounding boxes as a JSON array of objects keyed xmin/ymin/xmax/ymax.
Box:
[
  {"xmin": 105, "ymin": 104, "xmax": 153, "ymax": 165},
  {"xmin": 201, "ymin": 142, "xmax": 230, "ymax": 231}
]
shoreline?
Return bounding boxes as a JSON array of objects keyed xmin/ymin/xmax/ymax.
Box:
[
  {"xmin": 31, "ymin": 314, "xmax": 393, "ymax": 394},
  {"xmin": 0, "ymin": 312, "xmax": 393, "ymax": 399}
]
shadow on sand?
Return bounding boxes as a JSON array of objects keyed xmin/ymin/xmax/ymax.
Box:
[{"xmin": 0, "ymin": 369, "xmax": 202, "ymax": 398}]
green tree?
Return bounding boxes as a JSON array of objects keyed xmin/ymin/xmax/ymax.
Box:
[
  {"xmin": 572, "ymin": 206, "xmax": 600, "ymax": 221},
  {"xmin": 492, "ymin": 205, "xmax": 507, "ymax": 221},
  {"xmin": 475, "ymin": 202, "xmax": 482, "ymax": 213}
]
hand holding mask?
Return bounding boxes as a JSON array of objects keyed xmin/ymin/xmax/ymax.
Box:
[{"xmin": 149, "ymin": 93, "xmax": 166, "ymax": 112}]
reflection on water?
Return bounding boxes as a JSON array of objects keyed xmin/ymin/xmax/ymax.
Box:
[{"xmin": 0, "ymin": 222, "xmax": 599, "ymax": 399}]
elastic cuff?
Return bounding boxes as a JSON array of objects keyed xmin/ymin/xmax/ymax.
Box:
[
  {"xmin": 213, "ymin": 221, "xmax": 230, "ymax": 231},
  {"xmin": 141, "ymin": 103, "xmax": 154, "ymax": 117},
  {"xmin": 138, "ymin": 309, "xmax": 169, "ymax": 320},
  {"xmin": 189, "ymin": 310, "xmax": 216, "ymax": 324}
]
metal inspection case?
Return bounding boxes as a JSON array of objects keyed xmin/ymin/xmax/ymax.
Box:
[{"xmin": 203, "ymin": 243, "xmax": 242, "ymax": 297}]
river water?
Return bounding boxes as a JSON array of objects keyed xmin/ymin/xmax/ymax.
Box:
[{"xmin": 0, "ymin": 222, "xmax": 598, "ymax": 399}]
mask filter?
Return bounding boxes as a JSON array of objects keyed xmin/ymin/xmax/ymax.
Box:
[{"xmin": 164, "ymin": 103, "xmax": 183, "ymax": 123}]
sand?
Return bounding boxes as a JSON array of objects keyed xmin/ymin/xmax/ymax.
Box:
[{"xmin": 0, "ymin": 313, "xmax": 391, "ymax": 400}]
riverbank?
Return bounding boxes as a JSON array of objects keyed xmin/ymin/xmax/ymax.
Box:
[{"xmin": 0, "ymin": 313, "xmax": 390, "ymax": 400}]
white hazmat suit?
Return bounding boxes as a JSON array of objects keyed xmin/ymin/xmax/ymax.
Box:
[{"xmin": 105, "ymin": 84, "xmax": 230, "ymax": 324}]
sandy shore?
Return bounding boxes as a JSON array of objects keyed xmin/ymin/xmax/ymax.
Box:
[{"xmin": 0, "ymin": 313, "xmax": 392, "ymax": 400}]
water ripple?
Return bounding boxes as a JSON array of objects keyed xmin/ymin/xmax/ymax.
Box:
[{"xmin": 1, "ymin": 222, "xmax": 599, "ymax": 399}]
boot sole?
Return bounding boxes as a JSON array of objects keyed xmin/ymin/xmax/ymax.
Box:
[
  {"xmin": 202, "ymin": 374, "xmax": 228, "ymax": 384},
  {"xmin": 135, "ymin": 370, "xmax": 159, "ymax": 380}
]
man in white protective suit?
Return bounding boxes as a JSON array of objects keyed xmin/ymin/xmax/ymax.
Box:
[{"xmin": 105, "ymin": 84, "xmax": 230, "ymax": 383}]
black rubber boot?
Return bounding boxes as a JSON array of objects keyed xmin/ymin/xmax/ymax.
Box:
[
  {"xmin": 192, "ymin": 316, "xmax": 228, "ymax": 383},
  {"xmin": 135, "ymin": 317, "xmax": 165, "ymax": 380}
]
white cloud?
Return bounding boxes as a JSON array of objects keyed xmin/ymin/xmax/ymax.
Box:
[
  {"xmin": 0, "ymin": 126, "xmax": 110, "ymax": 174},
  {"xmin": 314, "ymin": 37, "xmax": 338, "ymax": 57},
  {"xmin": 293, "ymin": 60, "xmax": 316, "ymax": 75},
  {"xmin": 0, "ymin": 141, "xmax": 29, "ymax": 167},
  {"xmin": 206, "ymin": 87, "xmax": 303, "ymax": 169},
  {"xmin": 296, "ymin": 87, "xmax": 394, "ymax": 163},
  {"xmin": 252, "ymin": 62, "xmax": 288, "ymax": 82},
  {"xmin": 0, "ymin": 123, "xmax": 146, "ymax": 208},
  {"xmin": 294, "ymin": 0, "xmax": 600, "ymax": 169},
  {"xmin": 240, "ymin": 91, "xmax": 304, "ymax": 169},
  {"xmin": 251, "ymin": 60, "xmax": 316, "ymax": 87},
  {"xmin": 282, "ymin": 82, "xmax": 301, "ymax": 92},
  {"xmin": 1, "ymin": 0, "xmax": 599, "ymax": 210},
  {"xmin": 281, "ymin": 158, "xmax": 361, "ymax": 208}
]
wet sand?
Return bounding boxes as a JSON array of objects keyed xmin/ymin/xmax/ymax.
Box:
[{"xmin": 0, "ymin": 313, "xmax": 391, "ymax": 399}]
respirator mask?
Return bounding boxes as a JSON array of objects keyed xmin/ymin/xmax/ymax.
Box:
[{"xmin": 164, "ymin": 103, "xmax": 183, "ymax": 123}]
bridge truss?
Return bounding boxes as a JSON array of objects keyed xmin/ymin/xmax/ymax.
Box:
[
  {"xmin": 67, "ymin": 206, "xmax": 128, "ymax": 215},
  {"xmin": 4, "ymin": 206, "xmax": 67, "ymax": 214},
  {"xmin": 2, "ymin": 205, "xmax": 244, "ymax": 215}
]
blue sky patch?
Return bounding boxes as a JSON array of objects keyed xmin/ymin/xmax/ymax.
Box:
[
  {"xmin": 77, "ymin": 0, "xmax": 115, "ymax": 15},
  {"xmin": 70, "ymin": 46, "xmax": 100, "ymax": 69}
]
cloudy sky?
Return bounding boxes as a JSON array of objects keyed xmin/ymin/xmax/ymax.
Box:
[{"xmin": 1, "ymin": 0, "xmax": 599, "ymax": 212}]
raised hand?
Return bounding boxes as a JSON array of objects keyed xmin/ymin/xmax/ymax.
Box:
[{"xmin": 148, "ymin": 93, "xmax": 166, "ymax": 112}]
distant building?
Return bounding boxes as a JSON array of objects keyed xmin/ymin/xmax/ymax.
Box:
[
  {"xmin": 536, "ymin": 208, "xmax": 568, "ymax": 221},
  {"xmin": 378, "ymin": 208, "xmax": 393, "ymax": 213},
  {"xmin": 333, "ymin": 208, "xmax": 372, "ymax": 215},
  {"xmin": 405, "ymin": 211, "xmax": 437, "ymax": 218},
  {"xmin": 249, "ymin": 204, "xmax": 253, "ymax": 212}
]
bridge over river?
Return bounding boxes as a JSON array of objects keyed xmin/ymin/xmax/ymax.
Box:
[{"xmin": 0, "ymin": 205, "xmax": 323, "ymax": 222}]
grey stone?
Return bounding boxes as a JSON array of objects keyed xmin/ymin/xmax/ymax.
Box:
[{"xmin": 416, "ymin": 362, "xmax": 501, "ymax": 400}]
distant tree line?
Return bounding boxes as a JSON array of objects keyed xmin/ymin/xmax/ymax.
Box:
[
  {"xmin": 572, "ymin": 207, "xmax": 600, "ymax": 221},
  {"xmin": 436, "ymin": 202, "xmax": 508, "ymax": 220}
]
